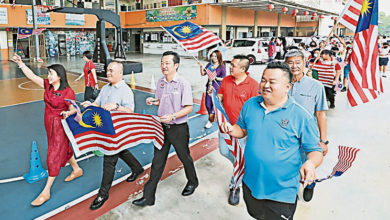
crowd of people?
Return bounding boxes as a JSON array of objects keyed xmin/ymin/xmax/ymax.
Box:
[{"xmin": 9, "ymin": 32, "xmax": 389, "ymax": 218}]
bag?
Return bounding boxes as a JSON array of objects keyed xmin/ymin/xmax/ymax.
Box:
[{"xmin": 85, "ymin": 86, "xmax": 100, "ymax": 102}]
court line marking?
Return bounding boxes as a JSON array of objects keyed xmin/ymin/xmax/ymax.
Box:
[{"xmin": 36, "ymin": 130, "xmax": 218, "ymax": 220}]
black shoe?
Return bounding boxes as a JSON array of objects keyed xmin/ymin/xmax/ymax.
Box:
[
  {"xmin": 329, "ymin": 104, "xmax": 335, "ymax": 109},
  {"xmin": 126, "ymin": 168, "xmax": 145, "ymax": 182},
  {"xmin": 90, "ymin": 195, "xmax": 109, "ymax": 210},
  {"xmin": 303, "ymin": 183, "xmax": 315, "ymax": 202},
  {"xmin": 132, "ymin": 197, "xmax": 155, "ymax": 207},
  {"xmin": 228, "ymin": 188, "xmax": 240, "ymax": 206},
  {"xmin": 341, "ymin": 87, "xmax": 347, "ymax": 92},
  {"xmin": 181, "ymin": 182, "xmax": 198, "ymax": 196}
]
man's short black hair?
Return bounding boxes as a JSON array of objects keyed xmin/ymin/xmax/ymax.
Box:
[
  {"xmin": 162, "ymin": 51, "xmax": 180, "ymax": 65},
  {"xmin": 321, "ymin": 49, "xmax": 332, "ymax": 55},
  {"xmin": 162, "ymin": 51, "xmax": 180, "ymax": 70},
  {"xmin": 264, "ymin": 61, "xmax": 293, "ymax": 83},
  {"xmin": 83, "ymin": 50, "xmax": 93, "ymax": 60},
  {"xmin": 233, "ymin": 54, "xmax": 250, "ymax": 72}
]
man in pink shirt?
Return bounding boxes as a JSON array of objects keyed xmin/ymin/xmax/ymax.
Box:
[{"xmin": 133, "ymin": 51, "xmax": 198, "ymax": 207}]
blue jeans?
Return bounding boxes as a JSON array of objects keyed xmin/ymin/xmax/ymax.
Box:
[{"xmin": 218, "ymin": 132, "xmax": 247, "ymax": 188}]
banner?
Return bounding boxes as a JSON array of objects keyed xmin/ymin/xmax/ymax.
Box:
[
  {"xmin": 0, "ymin": 8, "xmax": 7, "ymax": 24},
  {"xmin": 146, "ymin": 5, "xmax": 196, "ymax": 22},
  {"xmin": 26, "ymin": 6, "xmax": 51, "ymax": 25},
  {"xmin": 65, "ymin": 14, "xmax": 85, "ymax": 26}
]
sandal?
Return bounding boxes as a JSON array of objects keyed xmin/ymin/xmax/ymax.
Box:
[
  {"xmin": 31, "ymin": 193, "xmax": 50, "ymax": 206},
  {"xmin": 65, "ymin": 169, "xmax": 83, "ymax": 182}
]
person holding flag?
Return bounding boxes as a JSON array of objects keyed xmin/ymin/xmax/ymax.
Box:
[
  {"xmin": 133, "ymin": 51, "xmax": 198, "ymax": 207},
  {"xmin": 217, "ymin": 55, "xmax": 258, "ymax": 206},
  {"xmin": 221, "ymin": 62, "xmax": 323, "ymax": 219},
  {"xmin": 198, "ymin": 50, "xmax": 226, "ymax": 129},
  {"xmin": 11, "ymin": 54, "xmax": 83, "ymax": 206}
]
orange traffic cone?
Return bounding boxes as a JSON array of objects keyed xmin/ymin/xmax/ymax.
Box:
[{"xmin": 197, "ymin": 92, "xmax": 208, "ymax": 115}]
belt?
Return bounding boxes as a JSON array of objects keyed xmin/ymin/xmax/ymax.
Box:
[{"xmin": 161, "ymin": 122, "xmax": 187, "ymax": 128}]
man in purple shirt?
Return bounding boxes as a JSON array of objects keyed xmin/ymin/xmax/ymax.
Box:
[{"xmin": 133, "ymin": 51, "xmax": 199, "ymax": 207}]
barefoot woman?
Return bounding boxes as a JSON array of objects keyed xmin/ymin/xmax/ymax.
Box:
[{"xmin": 11, "ymin": 54, "xmax": 83, "ymax": 206}]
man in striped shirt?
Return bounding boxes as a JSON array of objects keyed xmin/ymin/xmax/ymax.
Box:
[{"xmin": 311, "ymin": 50, "xmax": 341, "ymax": 109}]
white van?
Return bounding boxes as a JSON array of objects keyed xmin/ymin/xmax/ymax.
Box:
[{"xmin": 207, "ymin": 38, "xmax": 269, "ymax": 64}]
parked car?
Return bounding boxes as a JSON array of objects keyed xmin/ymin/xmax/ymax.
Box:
[{"xmin": 207, "ymin": 38, "xmax": 268, "ymax": 64}]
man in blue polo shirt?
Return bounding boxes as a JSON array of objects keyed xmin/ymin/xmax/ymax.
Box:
[
  {"xmin": 221, "ymin": 62, "xmax": 323, "ymax": 219},
  {"xmin": 285, "ymin": 49, "xmax": 328, "ymax": 202}
]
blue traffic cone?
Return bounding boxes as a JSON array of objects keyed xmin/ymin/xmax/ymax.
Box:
[{"xmin": 23, "ymin": 141, "xmax": 48, "ymax": 184}]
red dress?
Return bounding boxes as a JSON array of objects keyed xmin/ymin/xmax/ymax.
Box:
[{"xmin": 43, "ymin": 79, "xmax": 75, "ymax": 177}]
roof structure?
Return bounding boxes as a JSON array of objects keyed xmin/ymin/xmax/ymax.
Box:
[{"xmin": 212, "ymin": 0, "xmax": 339, "ymax": 16}]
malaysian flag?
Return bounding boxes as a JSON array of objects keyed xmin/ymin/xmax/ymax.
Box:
[
  {"xmin": 347, "ymin": 0, "xmax": 383, "ymax": 107},
  {"xmin": 338, "ymin": 0, "xmax": 364, "ymax": 32},
  {"xmin": 307, "ymin": 145, "xmax": 360, "ymax": 183},
  {"xmin": 62, "ymin": 106, "xmax": 164, "ymax": 157},
  {"xmin": 331, "ymin": 145, "xmax": 360, "ymax": 177},
  {"xmin": 211, "ymin": 89, "xmax": 245, "ymax": 189},
  {"xmin": 17, "ymin": 28, "xmax": 33, "ymax": 39},
  {"xmin": 162, "ymin": 21, "xmax": 221, "ymax": 53},
  {"xmin": 205, "ymin": 65, "xmax": 217, "ymax": 81},
  {"xmin": 17, "ymin": 28, "xmax": 46, "ymax": 39}
]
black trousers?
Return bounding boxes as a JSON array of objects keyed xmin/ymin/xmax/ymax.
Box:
[
  {"xmin": 243, "ymin": 183, "xmax": 297, "ymax": 220},
  {"xmin": 324, "ymin": 86, "xmax": 335, "ymax": 106},
  {"xmin": 98, "ymin": 150, "xmax": 143, "ymax": 197},
  {"xmin": 143, "ymin": 123, "xmax": 198, "ymax": 201}
]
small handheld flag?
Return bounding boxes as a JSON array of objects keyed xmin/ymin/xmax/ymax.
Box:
[{"xmin": 304, "ymin": 145, "xmax": 360, "ymax": 184}]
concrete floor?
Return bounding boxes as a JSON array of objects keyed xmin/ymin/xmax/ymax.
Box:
[{"xmin": 8, "ymin": 54, "xmax": 390, "ymax": 219}]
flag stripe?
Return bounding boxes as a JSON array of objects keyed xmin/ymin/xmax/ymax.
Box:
[{"xmin": 62, "ymin": 109, "xmax": 164, "ymax": 157}]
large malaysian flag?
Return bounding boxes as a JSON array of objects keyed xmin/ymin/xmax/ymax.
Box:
[
  {"xmin": 347, "ymin": 0, "xmax": 383, "ymax": 107},
  {"xmin": 211, "ymin": 89, "xmax": 245, "ymax": 189},
  {"xmin": 337, "ymin": 0, "xmax": 364, "ymax": 32},
  {"xmin": 62, "ymin": 106, "xmax": 164, "ymax": 157},
  {"xmin": 162, "ymin": 21, "xmax": 221, "ymax": 53}
]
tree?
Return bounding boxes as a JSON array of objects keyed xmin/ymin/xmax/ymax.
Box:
[{"xmin": 379, "ymin": 12, "xmax": 390, "ymax": 35}]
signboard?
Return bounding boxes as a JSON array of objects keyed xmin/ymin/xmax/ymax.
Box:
[
  {"xmin": 146, "ymin": 5, "xmax": 196, "ymax": 22},
  {"xmin": 26, "ymin": 6, "xmax": 51, "ymax": 25},
  {"xmin": 0, "ymin": 8, "xmax": 7, "ymax": 24},
  {"xmin": 65, "ymin": 14, "xmax": 85, "ymax": 26}
]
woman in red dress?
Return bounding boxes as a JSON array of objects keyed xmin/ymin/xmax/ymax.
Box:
[{"xmin": 11, "ymin": 54, "xmax": 83, "ymax": 206}]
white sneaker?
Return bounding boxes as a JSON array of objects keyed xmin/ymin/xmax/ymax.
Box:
[{"xmin": 204, "ymin": 121, "xmax": 213, "ymax": 129}]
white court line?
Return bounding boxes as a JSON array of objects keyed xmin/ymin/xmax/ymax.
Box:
[
  {"xmin": 36, "ymin": 130, "xmax": 218, "ymax": 220},
  {"xmin": 0, "ymin": 154, "xmax": 95, "ymax": 184}
]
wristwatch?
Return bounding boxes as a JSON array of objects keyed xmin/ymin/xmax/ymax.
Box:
[
  {"xmin": 320, "ymin": 140, "xmax": 329, "ymax": 145},
  {"xmin": 171, "ymin": 114, "xmax": 176, "ymax": 121}
]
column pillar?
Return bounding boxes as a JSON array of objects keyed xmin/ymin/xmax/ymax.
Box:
[
  {"xmin": 276, "ymin": 13, "xmax": 281, "ymax": 37},
  {"xmin": 254, "ymin": 10, "xmax": 259, "ymax": 38},
  {"xmin": 219, "ymin": 6, "xmax": 227, "ymax": 41}
]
